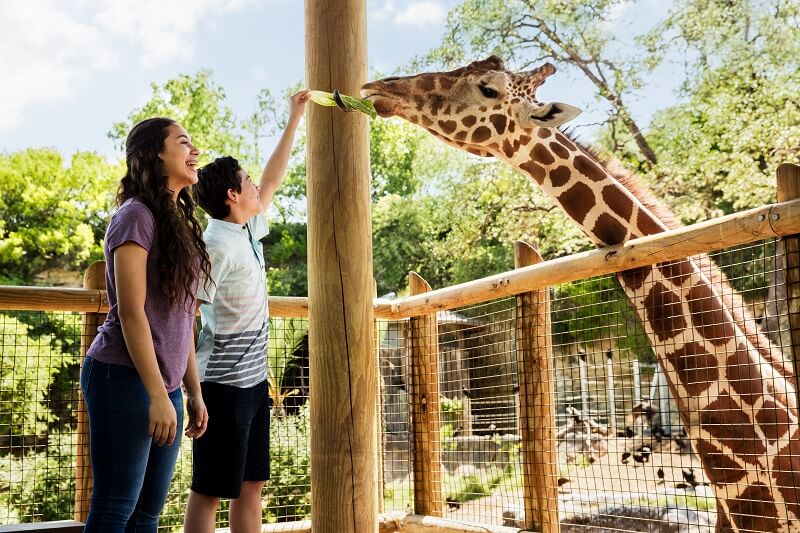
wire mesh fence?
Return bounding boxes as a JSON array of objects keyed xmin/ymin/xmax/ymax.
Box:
[
  {"xmin": 0, "ymin": 311, "xmax": 313, "ymax": 530},
  {"xmin": 0, "ymin": 237, "xmax": 796, "ymax": 531}
]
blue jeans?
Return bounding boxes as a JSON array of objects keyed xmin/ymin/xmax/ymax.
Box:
[{"xmin": 80, "ymin": 357, "xmax": 183, "ymax": 532}]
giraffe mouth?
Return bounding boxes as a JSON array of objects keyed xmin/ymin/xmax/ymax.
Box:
[
  {"xmin": 360, "ymin": 86, "xmax": 400, "ymax": 117},
  {"xmin": 363, "ymin": 95, "xmax": 397, "ymax": 117}
]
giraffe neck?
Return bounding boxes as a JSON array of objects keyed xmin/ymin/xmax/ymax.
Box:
[{"xmin": 496, "ymin": 127, "xmax": 800, "ymax": 531}]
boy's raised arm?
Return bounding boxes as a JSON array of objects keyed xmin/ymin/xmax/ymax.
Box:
[{"xmin": 259, "ymin": 89, "xmax": 310, "ymax": 211}]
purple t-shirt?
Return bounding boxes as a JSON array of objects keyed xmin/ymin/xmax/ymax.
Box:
[{"xmin": 86, "ymin": 198, "xmax": 197, "ymax": 392}]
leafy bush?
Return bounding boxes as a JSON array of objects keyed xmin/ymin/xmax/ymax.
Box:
[
  {"xmin": 266, "ymin": 406, "xmax": 311, "ymax": 522},
  {"xmin": 3, "ymin": 432, "xmax": 76, "ymax": 522},
  {"xmin": 0, "ymin": 313, "xmax": 69, "ymax": 439}
]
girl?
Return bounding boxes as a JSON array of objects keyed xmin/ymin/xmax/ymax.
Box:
[{"xmin": 81, "ymin": 117, "xmax": 211, "ymax": 532}]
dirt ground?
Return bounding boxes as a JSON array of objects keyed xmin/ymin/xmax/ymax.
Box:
[{"xmin": 441, "ymin": 437, "xmax": 713, "ymax": 529}]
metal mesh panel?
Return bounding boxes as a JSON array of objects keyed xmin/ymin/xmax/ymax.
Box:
[
  {"xmin": 0, "ymin": 311, "xmax": 82, "ymax": 524},
  {"xmin": 545, "ymin": 239, "xmax": 791, "ymax": 532},
  {"xmin": 0, "ymin": 312, "xmax": 312, "ymax": 530},
  {"xmin": 1, "ymin": 237, "xmax": 797, "ymax": 531},
  {"xmin": 379, "ymin": 238, "xmax": 796, "ymax": 531}
]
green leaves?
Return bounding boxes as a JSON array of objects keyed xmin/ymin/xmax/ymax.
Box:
[
  {"xmin": 0, "ymin": 149, "xmax": 118, "ymax": 282},
  {"xmin": 308, "ymin": 90, "xmax": 377, "ymax": 118},
  {"xmin": 109, "ymin": 70, "xmax": 244, "ymax": 165}
]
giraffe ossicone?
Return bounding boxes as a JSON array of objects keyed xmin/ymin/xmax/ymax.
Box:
[{"xmin": 363, "ymin": 56, "xmax": 800, "ymax": 532}]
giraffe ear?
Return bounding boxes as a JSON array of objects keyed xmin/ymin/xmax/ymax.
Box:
[{"xmin": 516, "ymin": 102, "xmax": 582, "ymax": 129}]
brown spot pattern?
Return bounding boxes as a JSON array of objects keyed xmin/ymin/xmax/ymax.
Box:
[
  {"xmin": 657, "ymin": 259, "xmax": 694, "ymax": 285},
  {"xmin": 574, "ymin": 155, "xmax": 606, "ymax": 182},
  {"xmin": 555, "ymin": 132, "xmax": 576, "ymax": 151},
  {"xmin": 665, "ymin": 342, "xmax": 718, "ymax": 396},
  {"xmin": 431, "ymin": 97, "xmax": 445, "ymax": 116},
  {"xmin": 549, "ymin": 142, "xmax": 569, "ymax": 159},
  {"xmin": 557, "ymin": 182, "xmax": 595, "ymax": 224},
  {"xmin": 601, "ymin": 185, "xmax": 634, "ymax": 222},
  {"xmin": 502, "ymin": 140, "xmax": 515, "ymax": 158},
  {"xmin": 644, "ymin": 282, "xmax": 687, "ymax": 341},
  {"xmin": 416, "ymin": 76, "xmax": 434, "ymax": 91},
  {"xmin": 637, "ymin": 209, "xmax": 664, "ymax": 235},
  {"xmin": 471, "ymin": 126, "xmax": 492, "ymax": 143},
  {"xmin": 439, "ymin": 77, "xmax": 454, "ymax": 90},
  {"xmin": 520, "ymin": 161, "xmax": 546, "ymax": 184},
  {"xmin": 725, "ymin": 344, "xmax": 764, "ymax": 406},
  {"xmin": 421, "ymin": 115, "xmax": 433, "ymax": 127},
  {"xmin": 620, "ymin": 267, "xmax": 651, "ymax": 291},
  {"xmin": 755, "ymin": 400, "xmax": 791, "ymax": 444},
  {"xmin": 454, "ymin": 131, "xmax": 466, "ymax": 142},
  {"xmin": 728, "ymin": 484, "xmax": 779, "ymax": 533},
  {"xmin": 686, "ymin": 282, "xmax": 735, "ymax": 346},
  {"xmin": 532, "ymin": 143, "xmax": 555, "ymax": 165},
  {"xmin": 462, "ymin": 115, "xmax": 476, "ymax": 127},
  {"xmin": 489, "ymin": 114, "xmax": 506, "ymax": 135},
  {"xmin": 549, "ymin": 166, "xmax": 571, "ymax": 187},
  {"xmin": 701, "ymin": 393, "xmax": 765, "ymax": 461},
  {"xmin": 695, "ymin": 439, "xmax": 747, "ymax": 484},
  {"xmin": 536, "ymin": 128, "xmax": 552, "ymax": 139},
  {"xmin": 508, "ymin": 121, "xmax": 515, "ymax": 134},
  {"xmin": 593, "ymin": 213, "xmax": 627, "ymax": 245},
  {"xmin": 438, "ymin": 120, "xmax": 457, "ymax": 135},
  {"xmin": 773, "ymin": 434, "xmax": 800, "ymax": 519}
]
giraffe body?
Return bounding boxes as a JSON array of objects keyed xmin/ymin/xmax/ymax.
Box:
[{"xmin": 362, "ymin": 56, "xmax": 800, "ymax": 532}]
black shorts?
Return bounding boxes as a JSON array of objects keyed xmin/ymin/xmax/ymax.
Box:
[{"xmin": 191, "ymin": 379, "xmax": 270, "ymax": 498}]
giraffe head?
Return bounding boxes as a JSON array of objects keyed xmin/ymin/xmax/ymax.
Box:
[{"xmin": 361, "ymin": 55, "xmax": 581, "ymax": 157}]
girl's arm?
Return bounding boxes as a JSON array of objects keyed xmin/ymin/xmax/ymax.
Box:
[
  {"xmin": 183, "ymin": 301, "xmax": 208, "ymax": 439},
  {"xmin": 115, "ymin": 242, "xmax": 177, "ymax": 446}
]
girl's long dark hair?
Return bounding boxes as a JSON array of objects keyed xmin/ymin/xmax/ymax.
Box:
[{"xmin": 117, "ymin": 117, "xmax": 211, "ymax": 310}]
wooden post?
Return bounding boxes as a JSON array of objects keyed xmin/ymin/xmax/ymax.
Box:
[
  {"xmin": 74, "ymin": 261, "xmax": 105, "ymax": 522},
  {"xmin": 408, "ymin": 272, "xmax": 443, "ymax": 517},
  {"xmin": 513, "ymin": 241, "xmax": 558, "ymax": 533},
  {"xmin": 657, "ymin": 368, "xmax": 672, "ymax": 436},
  {"xmin": 578, "ymin": 351, "xmax": 589, "ymax": 416},
  {"xmin": 374, "ymin": 280, "xmax": 385, "ymax": 514},
  {"xmin": 305, "ymin": 0, "xmax": 377, "ymax": 530},
  {"xmin": 605, "ymin": 350, "xmax": 616, "ymax": 432},
  {"xmin": 631, "ymin": 360, "xmax": 642, "ymax": 435},
  {"xmin": 778, "ymin": 163, "xmax": 800, "ymax": 409}
]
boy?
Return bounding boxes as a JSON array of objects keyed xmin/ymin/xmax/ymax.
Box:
[{"xmin": 185, "ymin": 90, "xmax": 309, "ymax": 533}]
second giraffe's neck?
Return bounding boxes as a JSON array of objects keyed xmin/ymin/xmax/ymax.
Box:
[{"xmin": 498, "ymin": 128, "xmax": 800, "ymax": 531}]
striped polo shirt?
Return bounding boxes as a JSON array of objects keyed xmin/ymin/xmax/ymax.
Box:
[{"xmin": 196, "ymin": 214, "xmax": 269, "ymax": 388}]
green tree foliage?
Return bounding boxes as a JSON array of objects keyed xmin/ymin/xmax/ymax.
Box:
[
  {"xmin": 422, "ymin": 0, "xmax": 658, "ymax": 165},
  {"xmin": 2, "ymin": 433, "xmax": 76, "ymax": 522},
  {"xmin": 370, "ymin": 118, "xmax": 425, "ymax": 200},
  {"xmin": 0, "ymin": 149, "xmax": 118, "ymax": 283},
  {"xmin": 108, "ymin": 70, "xmax": 246, "ymax": 164},
  {"xmin": 642, "ymin": 0, "xmax": 800, "ymax": 221},
  {"xmin": 0, "ymin": 314, "xmax": 69, "ymax": 438}
]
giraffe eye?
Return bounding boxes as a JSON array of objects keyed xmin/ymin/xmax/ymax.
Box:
[{"xmin": 479, "ymin": 85, "xmax": 499, "ymax": 98}]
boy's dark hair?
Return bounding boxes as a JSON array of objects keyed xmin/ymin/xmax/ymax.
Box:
[{"xmin": 195, "ymin": 156, "xmax": 243, "ymax": 219}]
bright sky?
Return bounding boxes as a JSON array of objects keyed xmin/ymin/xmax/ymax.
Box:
[{"xmin": 0, "ymin": 0, "xmax": 677, "ymax": 160}]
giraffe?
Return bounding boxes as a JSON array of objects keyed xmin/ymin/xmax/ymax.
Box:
[{"xmin": 361, "ymin": 56, "xmax": 800, "ymax": 532}]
